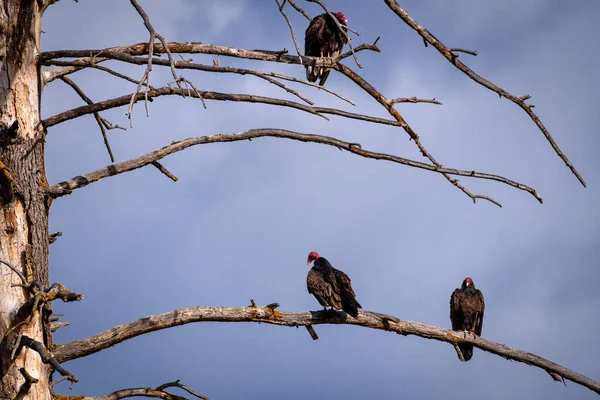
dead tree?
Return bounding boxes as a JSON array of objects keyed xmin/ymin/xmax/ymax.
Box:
[{"xmin": 0, "ymin": 1, "xmax": 593, "ymax": 399}]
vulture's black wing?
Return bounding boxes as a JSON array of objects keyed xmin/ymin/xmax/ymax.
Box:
[
  {"xmin": 449, "ymin": 288, "xmax": 463, "ymax": 331},
  {"xmin": 473, "ymin": 289, "xmax": 485, "ymax": 336},
  {"xmin": 307, "ymin": 263, "xmax": 342, "ymax": 310},
  {"xmin": 332, "ymin": 267, "xmax": 361, "ymax": 318}
]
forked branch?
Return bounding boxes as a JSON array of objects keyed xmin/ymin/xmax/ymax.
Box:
[
  {"xmin": 383, "ymin": 0, "xmax": 585, "ymax": 187},
  {"xmin": 52, "ymin": 305, "xmax": 599, "ymax": 395},
  {"xmin": 45, "ymin": 128, "xmax": 542, "ymax": 203},
  {"xmin": 67, "ymin": 380, "xmax": 209, "ymax": 400}
]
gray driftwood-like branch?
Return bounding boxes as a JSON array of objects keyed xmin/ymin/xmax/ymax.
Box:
[
  {"xmin": 39, "ymin": 40, "xmax": 514, "ymax": 206},
  {"xmin": 41, "ymin": 86, "xmax": 401, "ymax": 128},
  {"xmin": 45, "ymin": 128, "xmax": 541, "ymax": 203},
  {"xmin": 51, "ymin": 305, "xmax": 600, "ymax": 395},
  {"xmin": 73, "ymin": 380, "xmax": 209, "ymax": 400},
  {"xmin": 38, "ymin": 1, "xmax": 578, "ymax": 205},
  {"xmin": 383, "ymin": 0, "xmax": 585, "ymax": 188},
  {"xmin": 45, "ymin": 55, "xmax": 356, "ymax": 106}
]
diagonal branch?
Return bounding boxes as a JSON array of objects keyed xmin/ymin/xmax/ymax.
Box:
[
  {"xmin": 275, "ymin": 0, "xmax": 304, "ymax": 66},
  {"xmin": 45, "ymin": 128, "xmax": 542, "ymax": 203},
  {"xmin": 59, "ymin": 76, "xmax": 117, "ymax": 162},
  {"xmin": 334, "ymin": 61, "xmax": 500, "ymax": 206},
  {"xmin": 288, "ymin": 0, "xmax": 311, "ymax": 21},
  {"xmin": 52, "ymin": 305, "xmax": 599, "ymax": 395},
  {"xmin": 20, "ymin": 336, "xmax": 78, "ymax": 384},
  {"xmin": 383, "ymin": 0, "xmax": 585, "ymax": 187}
]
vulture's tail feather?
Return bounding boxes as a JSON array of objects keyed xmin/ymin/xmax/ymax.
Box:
[{"xmin": 340, "ymin": 290, "xmax": 361, "ymax": 318}]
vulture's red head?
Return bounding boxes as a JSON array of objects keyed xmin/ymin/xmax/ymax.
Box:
[
  {"xmin": 463, "ymin": 277, "xmax": 474, "ymax": 288},
  {"xmin": 334, "ymin": 12, "xmax": 348, "ymax": 25},
  {"xmin": 307, "ymin": 251, "xmax": 320, "ymax": 265}
]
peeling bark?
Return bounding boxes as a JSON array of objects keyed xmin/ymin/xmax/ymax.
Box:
[{"xmin": 0, "ymin": 1, "xmax": 51, "ymax": 399}]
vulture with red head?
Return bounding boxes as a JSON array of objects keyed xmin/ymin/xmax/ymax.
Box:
[
  {"xmin": 304, "ymin": 12, "xmax": 349, "ymax": 86},
  {"xmin": 450, "ymin": 277, "xmax": 485, "ymax": 361},
  {"xmin": 306, "ymin": 251, "xmax": 362, "ymax": 318}
]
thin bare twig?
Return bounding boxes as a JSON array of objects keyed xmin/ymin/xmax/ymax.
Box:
[
  {"xmin": 129, "ymin": 0, "xmax": 180, "ymax": 86},
  {"xmin": 276, "ymin": 0, "xmax": 304, "ymax": 66},
  {"xmin": 151, "ymin": 161, "xmax": 178, "ymax": 182},
  {"xmin": 128, "ymin": 0, "xmax": 187, "ymax": 125},
  {"xmin": 52, "ymin": 305, "xmax": 599, "ymax": 395},
  {"xmin": 389, "ymin": 97, "xmax": 442, "ymax": 106},
  {"xmin": 288, "ymin": 0, "xmax": 311, "ymax": 20},
  {"xmin": 45, "ymin": 128, "xmax": 542, "ymax": 203},
  {"xmin": 450, "ymin": 47, "xmax": 478, "ymax": 56},
  {"xmin": 60, "ymin": 76, "xmax": 116, "ymax": 162},
  {"xmin": 0, "ymin": 258, "xmax": 27, "ymax": 284},
  {"xmin": 384, "ymin": 0, "xmax": 585, "ymax": 187}
]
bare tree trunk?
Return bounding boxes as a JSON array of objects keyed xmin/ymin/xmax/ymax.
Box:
[{"xmin": 0, "ymin": 1, "xmax": 51, "ymax": 399}]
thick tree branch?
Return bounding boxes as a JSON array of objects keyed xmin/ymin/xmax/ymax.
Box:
[
  {"xmin": 383, "ymin": 0, "xmax": 585, "ymax": 187},
  {"xmin": 41, "ymin": 88, "xmax": 399, "ymax": 129},
  {"xmin": 45, "ymin": 128, "xmax": 542, "ymax": 203},
  {"xmin": 45, "ymin": 56, "xmax": 356, "ymax": 106},
  {"xmin": 39, "ymin": 41, "xmax": 375, "ymax": 66},
  {"xmin": 52, "ymin": 305, "xmax": 599, "ymax": 395},
  {"xmin": 72, "ymin": 380, "xmax": 208, "ymax": 400}
]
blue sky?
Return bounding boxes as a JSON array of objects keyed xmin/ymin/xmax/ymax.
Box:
[{"xmin": 41, "ymin": 1, "xmax": 599, "ymax": 399}]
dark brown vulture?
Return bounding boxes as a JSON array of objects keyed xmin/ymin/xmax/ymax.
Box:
[
  {"xmin": 304, "ymin": 12, "xmax": 348, "ymax": 86},
  {"xmin": 306, "ymin": 251, "xmax": 362, "ymax": 318},
  {"xmin": 450, "ymin": 277, "xmax": 485, "ymax": 361}
]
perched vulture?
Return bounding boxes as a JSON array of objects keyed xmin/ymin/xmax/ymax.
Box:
[
  {"xmin": 304, "ymin": 12, "xmax": 348, "ymax": 86},
  {"xmin": 306, "ymin": 251, "xmax": 362, "ymax": 318},
  {"xmin": 450, "ymin": 277, "xmax": 485, "ymax": 361}
]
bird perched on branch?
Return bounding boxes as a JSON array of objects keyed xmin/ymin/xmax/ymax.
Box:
[
  {"xmin": 306, "ymin": 251, "xmax": 362, "ymax": 318},
  {"xmin": 304, "ymin": 12, "xmax": 348, "ymax": 86},
  {"xmin": 450, "ymin": 277, "xmax": 485, "ymax": 361}
]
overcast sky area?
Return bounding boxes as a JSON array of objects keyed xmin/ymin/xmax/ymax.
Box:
[{"xmin": 40, "ymin": 1, "xmax": 599, "ymax": 399}]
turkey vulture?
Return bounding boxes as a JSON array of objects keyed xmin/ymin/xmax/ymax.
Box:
[
  {"xmin": 306, "ymin": 251, "xmax": 362, "ymax": 318},
  {"xmin": 304, "ymin": 12, "xmax": 348, "ymax": 86},
  {"xmin": 450, "ymin": 277, "xmax": 485, "ymax": 361}
]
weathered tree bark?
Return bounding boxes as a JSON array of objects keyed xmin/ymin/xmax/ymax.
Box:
[{"xmin": 0, "ymin": 1, "xmax": 51, "ymax": 399}]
